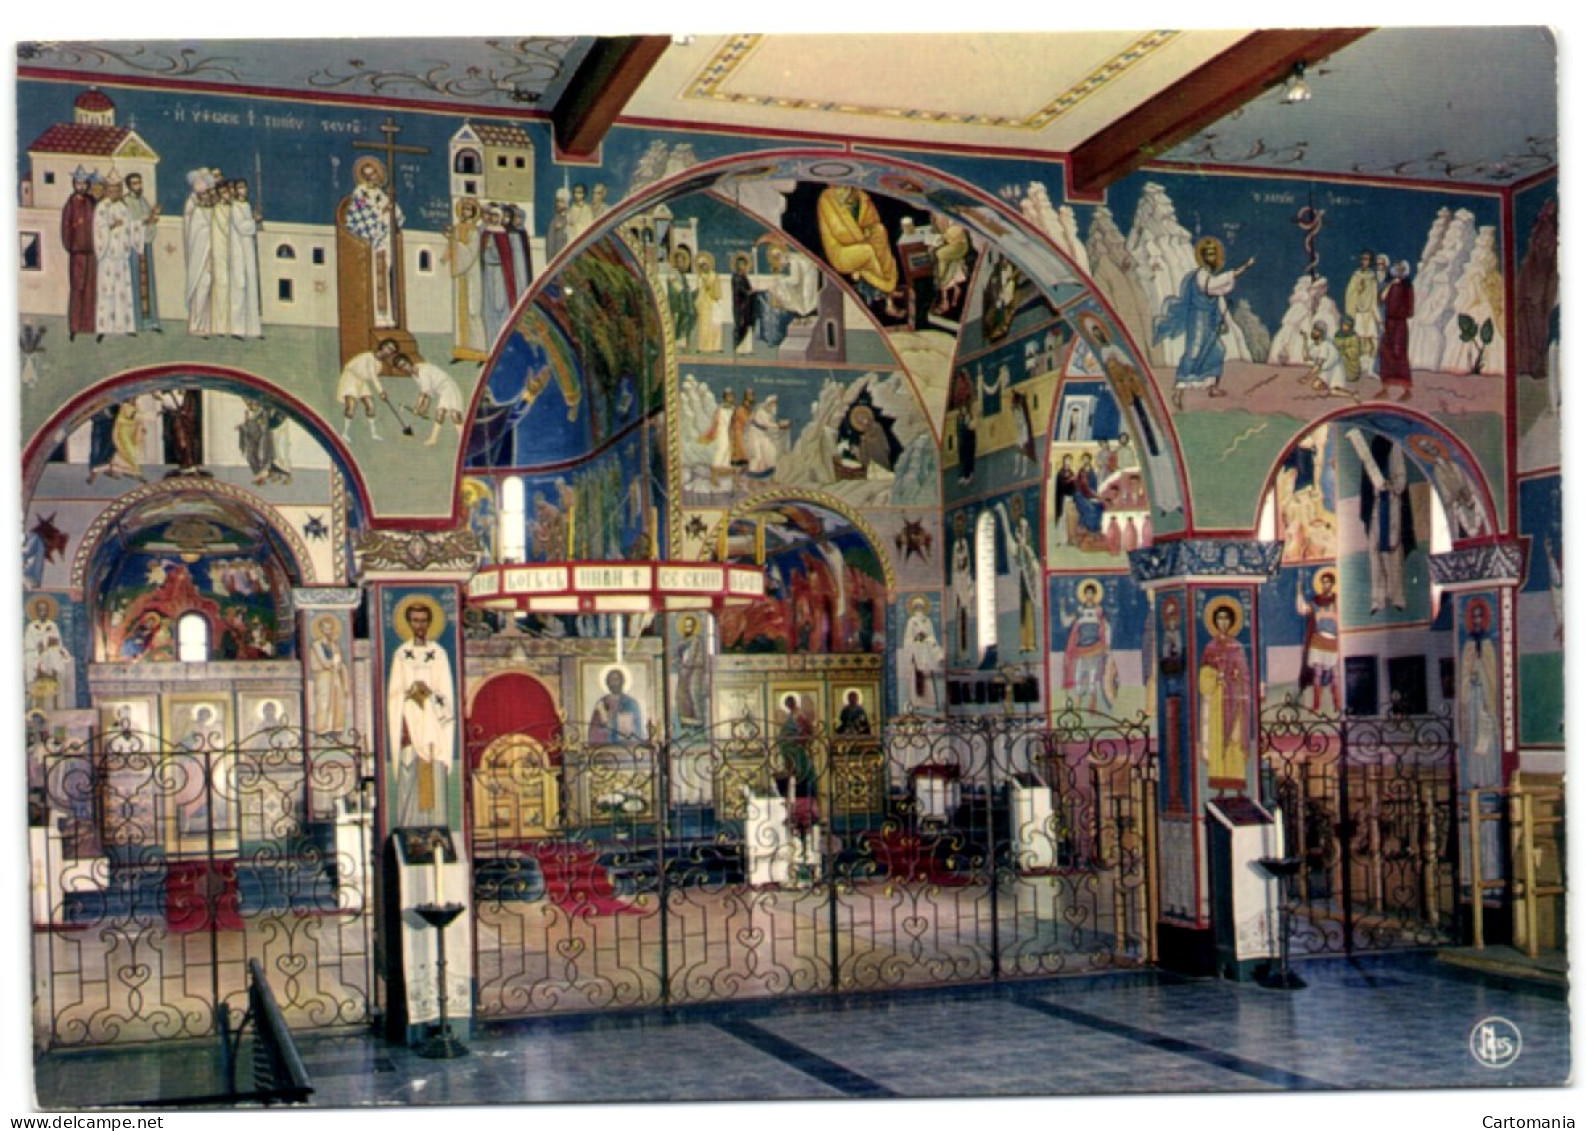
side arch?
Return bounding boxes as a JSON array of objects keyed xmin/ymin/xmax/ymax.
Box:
[
  {"xmin": 1258, "ymin": 405, "xmax": 1502, "ymax": 546},
  {"xmin": 22, "ymin": 364, "xmax": 376, "ymax": 522},
  {"xmin": 728, "ymin": 487, "xmax": 899, "ymax": 592},
  {"xmin": 68, "ymin": 476, "xmax": 319, "ymax": 601}
]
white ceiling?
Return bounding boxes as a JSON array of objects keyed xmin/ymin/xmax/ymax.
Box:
[
  {"xmin": 625, "ymin": 31, "xmax": 1250, "ymax": 151},
  {"xmin": 624, "ymin": 27, "xmax": 1557, "ymax": 188}
]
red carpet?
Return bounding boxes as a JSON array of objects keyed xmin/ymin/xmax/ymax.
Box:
[
  {"xmin": 166, "ymin": 861, "xmax": 246, "ymax": 932},
  {"xmin": 861, "ymin": 829, "xmax": 982, "ymax": 886},
  {"xmin": 525, "ymin": 843, "xmax": 645, "ymax": 917}
]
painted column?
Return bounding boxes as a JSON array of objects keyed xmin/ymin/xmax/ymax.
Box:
[
  {"xmin": 294, "ymin": 587, "xmax": 367, "ymax": 915},
  {"xmin": 295, "ymin": 587, "xmax": 361, "ymax": 747},
  {"xmin": 356, "ymin": 525, "xmax": 482, "ymax": 1046},
  {"xmin": 1132, "ymin": 539, "xmax": 1281, "ymax": 975},
  {"xmin": 1429, "ymin": 541, "xmax": 1523, "ymax": 937}
]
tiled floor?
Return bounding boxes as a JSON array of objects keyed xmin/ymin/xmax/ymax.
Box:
[{"xmin": 30, "ymin": 952, "xmax": 1571, "ymax": 1112}]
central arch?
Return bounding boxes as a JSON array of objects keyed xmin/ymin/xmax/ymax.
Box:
[{"xmin": 455, "ymin": 147, "xmax": 1191, "ymax": 530}]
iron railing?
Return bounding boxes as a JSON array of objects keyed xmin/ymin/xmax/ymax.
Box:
[
  {"xmin": 1259, "ymin": 699, "xmax": 1459, "ymax": 956},
  {"xmin": 466, "ymin": 707, "xmax": 1155, "ymax": 1018},
  {"xmin": 31, "ymin": 723, "xmax": 376, "ymax": 1048}
]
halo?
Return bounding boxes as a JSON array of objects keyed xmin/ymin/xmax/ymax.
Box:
[
  {"xmin": 1076, "ymin": 310, "xmax": 1110, "ymax": 347},
  {"xmin": 678, "ymin": 613, "xmax": 699, "ymax": 634},
  {"xmin": 839, "ymin": 686, "xmax": 866, "ymax": 705},
  {"xmin": 878, "ymin": 173, "xmax": 926, "ymax": 196},
  {"xmin": 598, "ymin": 663, "xmax": 632, "ymax": 691},
  {"xmin": 353, "ymin": 156, "xmax": 387, "ymax": 186},
  {"xmin": 807, "ymin": 160, "xmax": 857, "ymax": 178},
  {"xmin": 311, "ymin": 612, "xmax": 341, "ymax": 640},
  {"xmin": 726, "ymin": 164, "xmax": 780, "ymax": 181},
  {"xmin": 1463, "ymin": 596, "xmax": 1493, "ymax": 636},
  {"xmin": 850, "ymin": 404, "xmax": 875, "ymax": 429},
  {"xmin": 1160, "ymin": 594, "xmax": 1181, "ymax": 621},
  {"xmin": 907, "ymin": 595, "xmax": 930, "ymax": 616},
  {"xmin": 1409, "ymin": 433, "xmax": 1446, "ymax": 462},
  {"xmin": 459, "ymin": 476, "xmax": 491, "ymax": 508},
  {"xmin": 1202, "ymin": 595, "xmax": 1244, "ymax": 636},
  {"xmin": 1195, "ymin": 236, "xmax": 1226, "ymax": 271},
  {"xmin": 392, "ymin": 594, "xmax": 445, "ymax": 642},
  {"xmin": 1077, "ymin": 578, "xmax": 1103, "ymax": 603},
  {"xmin": 1313, "ymin": 568, "xmax": 1338, "ymax": 595},
  {"xmin": 28, "ymin": 594, "xmax": 59, "ymax": 622}
]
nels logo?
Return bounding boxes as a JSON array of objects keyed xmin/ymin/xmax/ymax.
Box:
[{"xmin": 1470, "ymin": 1017, "xmax": 1522, "ymax": 1069}]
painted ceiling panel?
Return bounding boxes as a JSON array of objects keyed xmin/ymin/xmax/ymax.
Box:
[
  {"xmin": 15, "ymin": 28, "xmax": 1559, "ymax": 188},
  {"xmin": 19, "ymin": 37, "xmax": 592, "ymax": 110},
  {"xmin": 1156, "ymin": 27, "xmax": 1558, "ymax": 184}
]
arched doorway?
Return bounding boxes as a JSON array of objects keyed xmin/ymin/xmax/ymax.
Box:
[
  {"xmin": 1253, "ymin": 408, "xmax": 1498, "ymax": 956},
  {"xmin": 467, "ymin": 672, "xmax": 562, "ymax": 843},
  {"xmin": 454, "ymin": 149, "xmax": 1183, "ymax": 1020},
  {"xmin": 26, "ymin": 374, "xmax": 376, "ymax": 1047}
]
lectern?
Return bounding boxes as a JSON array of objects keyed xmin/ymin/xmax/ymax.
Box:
[{"xmin": 1206, "ymin": 797, "xmax": 1284, "ymax": 983}]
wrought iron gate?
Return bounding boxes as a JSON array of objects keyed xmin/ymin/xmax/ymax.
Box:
[
  {"xmin": 31, "ymin": 721, "xmax": 376, "ymax": 1048},
  {"xmin": 1260, "ymin": 700, "xmax": 1459, "ymax": 955},
  {"xmin": 468, "ymin": 709, "xmax": 1155, "ymax": 1018}
]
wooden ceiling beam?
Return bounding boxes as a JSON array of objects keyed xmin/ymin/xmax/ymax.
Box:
[
  {"xmin": 1067, "ymin": 28, "xmax": 1374, "ymax": 196},
  {"xmin": 552, "ymin": 35, "xmax": 672, "ymax": 158}
]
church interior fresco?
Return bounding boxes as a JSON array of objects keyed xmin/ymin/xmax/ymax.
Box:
[
  {"xmin": 18, "ymin": 44, "xmax": 1562, "ymax": 748},
  {"xmin": 14, "ymin": 32, "xmax": 1565, "ymax": 1064}
]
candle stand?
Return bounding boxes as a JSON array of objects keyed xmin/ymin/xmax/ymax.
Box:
[
  {"xmin": 1254, "ymin": 856, "xmax": 1307, "ymax": 990},
  {"xmin": 413, "ymin": 901, "xmax": 469, "ymax": 1058}
]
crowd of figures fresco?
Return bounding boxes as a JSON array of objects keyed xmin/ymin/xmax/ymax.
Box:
[{"xmin": 15, "ymin": 37, "xmax": 1561, "ymax": 1049}]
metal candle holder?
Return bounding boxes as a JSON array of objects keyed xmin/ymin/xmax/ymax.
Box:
[
  {"xmin": 413, "ymin": 901, "xmax": 469, "ymax": 1057},
  {"xmin": 1254, "ymin": 856, "xmax": 1307, "ymax": 990}
]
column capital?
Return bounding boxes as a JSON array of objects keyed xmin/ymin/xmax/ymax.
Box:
[
  {"xmin": 1128, "ymin": 538, "xmax": 1283, "ymax": 586},
  {"xmin": 355, "ymin": 527, "xmax": 482, "ymax": 583},
  {"xmin": 292, "ymin": 586, "xmax": 364, "ymax": 611},
  {"xmin": 1427, "ymin": 539, "xmax": 1525, "ymax": 588}
]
